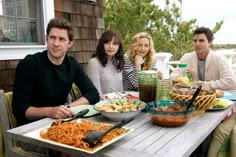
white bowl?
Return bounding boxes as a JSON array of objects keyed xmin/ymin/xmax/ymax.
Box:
[{"xmin": 94, "ymin": 99, "xmax": 145, "ymax": 121}]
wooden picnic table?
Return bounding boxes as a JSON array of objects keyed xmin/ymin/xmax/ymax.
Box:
[{"xmin": 7, "ymin": 102, "xmax": 235, "ymax": 157}]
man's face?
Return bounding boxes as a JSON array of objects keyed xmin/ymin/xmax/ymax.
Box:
[
  {"xmin": 193, "ymin": 33, "xmax": 212, "ymax": 61},
  {"xmin": 46, "ymin": 28, "xmax": 73, "ymax": 64}
]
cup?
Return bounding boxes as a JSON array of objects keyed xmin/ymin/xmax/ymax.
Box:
[
  {"xmin": 138, "ymin": 70, "xmax": 157, "ymax": 103},
  {"xmin": 157, "ymin": 79, "xmax": 172, "ymax": 100}
]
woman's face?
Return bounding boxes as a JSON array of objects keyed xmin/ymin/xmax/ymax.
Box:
[
  {"xmin": 136, "ymin": 37, "xmax": 150, "ymax": 57},
  {"xmin": 104, "ymin": 37, "xmax": 119, "ymax": 58}
]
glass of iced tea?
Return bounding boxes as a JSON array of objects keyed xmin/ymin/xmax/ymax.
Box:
[{"xmin": 138, "ymin": 70, "xmax": 158, "ymax": 103}]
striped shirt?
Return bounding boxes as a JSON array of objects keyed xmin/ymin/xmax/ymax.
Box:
[{"xmin": 122, "ymin": 56, "xmax": 139, "ymax": 91}]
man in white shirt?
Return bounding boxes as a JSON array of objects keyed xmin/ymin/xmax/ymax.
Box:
[{"xmin": 170, "ymin": 26, "xmax": 236, "ymax": 90}]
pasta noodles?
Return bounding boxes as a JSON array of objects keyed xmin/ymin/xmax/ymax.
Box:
[{"xmin": 40, "ymin": 120, "xmax": 127, "ymax": 151}]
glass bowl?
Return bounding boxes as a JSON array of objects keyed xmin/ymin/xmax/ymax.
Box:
[
  {"xmin": 94, "ymin": 99, "xmax": 145, "ymax": 121},
  {"xmin": 146, "ymin": 100, "xmax": 195, "ymax": 127}
]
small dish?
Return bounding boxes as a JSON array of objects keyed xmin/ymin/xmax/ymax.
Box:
[{"xmin": 207, "ymin": 99, "xmax": 232, "ymax": 111}]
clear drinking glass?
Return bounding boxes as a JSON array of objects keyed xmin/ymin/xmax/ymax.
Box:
[{"xmin": 157, "ymin": 79, "xmax": 172, "ymax": 100}]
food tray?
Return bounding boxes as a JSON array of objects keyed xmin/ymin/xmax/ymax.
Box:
[{"xmin": 24, "ymin": 120, "xmax": 133, "ymax": 154}]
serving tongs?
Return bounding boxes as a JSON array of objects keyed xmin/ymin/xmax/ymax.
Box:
[
  {"xmin": 186, "ymin": 85, "xmax": 202, "ymax": 110},
  {"xmin": 82, "ymin": 117, "xmax": 134, "ymax": 147},
  {"xmin": 51, "ymin": 108, "xmax": 89, "ymax": 126},
  {"xmin": 110, "ymin": 87, "xmax": 125, "ymax": 99}
]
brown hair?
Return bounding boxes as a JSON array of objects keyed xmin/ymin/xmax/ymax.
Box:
[
  {"xmin": 93, "ymin": 30, "xmax": 124, "ymax": 72},
  {"xmin": 46, "ymin": 18, "xmax": 73, "ymax": 41},
  {"xmin": 194, "ymin": 27, "xmax": 214, "ymax": 42}
]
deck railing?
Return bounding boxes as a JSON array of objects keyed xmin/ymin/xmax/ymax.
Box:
[{"xmin": 156, "ymin": 49, "xmax": 236, "ymax": 77}]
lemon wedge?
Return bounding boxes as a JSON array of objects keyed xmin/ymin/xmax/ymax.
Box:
[
  {"xmin": 214, "ymin": 99, "xmax": 228, "ymax": 109},
  {"xmin": 176, "ymin": 76, "xmax": 191, "ymax": 86}
]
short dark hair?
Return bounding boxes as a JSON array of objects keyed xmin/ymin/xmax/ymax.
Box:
[
  {"xmin": 46, "ymin": 18, "xmax": 73, "ymax": 41},
  {"xmin": 194, "ymin": 27, "xmax": 214, "ymax": 41}
]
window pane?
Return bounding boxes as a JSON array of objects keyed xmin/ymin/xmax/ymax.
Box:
[
  {"xmin": 16, "ymin": 0, "xmax": 36, "ymax": 18},
  {"xmin": 0, "ymin": 0, "xmax": 43, "ymax": 44},
  {"xmin": 0, "ymin": 17, "xmax": 16, "ymax": 42},
  {"xmin": 17, "ymin": 19, "xmax": 38, "ymax": 42},
  {"xmin": 3, "ymin": 0, "xmax": 16, "ymax": 16}
]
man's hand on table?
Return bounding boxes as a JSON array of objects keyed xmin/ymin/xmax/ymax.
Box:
[
  {"xmin": 48, "ymin": 105, "xmax": 75, "ymax": 119},
  {"xmin": 25, "ymin": 105, "xmax": 75, "ymax": 120}
]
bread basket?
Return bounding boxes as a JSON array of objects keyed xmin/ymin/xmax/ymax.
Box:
[{"xmin": 170, "ymin": 92, "xmax": 216, "ymax": 114}]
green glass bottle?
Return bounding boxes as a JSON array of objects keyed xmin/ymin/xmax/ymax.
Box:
[{"xmin": 178, "ymin": 63, "xmax": 193, "ymax": 84}]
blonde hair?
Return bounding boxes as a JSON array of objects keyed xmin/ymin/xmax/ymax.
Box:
[{"xmin": 126, "ymin": 32, "xmax": 155, "ymax": 70}]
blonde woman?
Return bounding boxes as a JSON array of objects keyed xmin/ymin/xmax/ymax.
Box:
[
  {"xmin": 123, "ymin": 32, "xmax": 162, "ymax": 91},
  {"xmin": 127, "ymin": 32, "xmax": 156, "ymax": 71}
]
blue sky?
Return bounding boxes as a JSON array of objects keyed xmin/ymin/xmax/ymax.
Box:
[{"xmin": 154, "ymin": 0, "xmax": 236, "ymax": 44}]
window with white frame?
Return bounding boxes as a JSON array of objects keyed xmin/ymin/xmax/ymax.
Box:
[{"xmin": 0, "ymin": 0, "xmax": 54, "ymax": 60}]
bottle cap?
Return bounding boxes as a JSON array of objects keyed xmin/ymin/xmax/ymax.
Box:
[{"xmin": 178, "ymin": 63, "xmax": 187, "ymax": 68}]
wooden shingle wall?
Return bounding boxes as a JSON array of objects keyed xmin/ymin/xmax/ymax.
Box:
[
  {"xmin": 0, "ymin": 60, "xmax": 19, "ymax": 92},
  {"xmin": 0, "ymin": 0, "xmax": 104, "ymax": 92},
  {"xmin": 54, "ymin": 0, "xmax": 104, "ymax": 67}
]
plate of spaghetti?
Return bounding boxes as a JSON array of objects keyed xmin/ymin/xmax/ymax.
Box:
[{"xmin": 23, "ymin": 119, "xmax": 133, "ymax": 154}]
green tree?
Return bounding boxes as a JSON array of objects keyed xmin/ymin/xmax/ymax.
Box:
[{"xmin": 104, "ymin": 0, "xmax": 223, "ymax": 60}]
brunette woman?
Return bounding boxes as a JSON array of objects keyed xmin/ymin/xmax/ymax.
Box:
[{"xmin": 87, "ymin": 30, "xmax": 125, "ymax": 98}]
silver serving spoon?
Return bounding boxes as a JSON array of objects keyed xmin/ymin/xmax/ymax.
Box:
[{"xmin": 82, "ymin": 117, "xmax": 134, "ymax": 147}]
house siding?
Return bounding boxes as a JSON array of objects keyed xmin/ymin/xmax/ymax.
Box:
[{"xmin": 0, "ymin": 0, "xmax": 104, "ymax": 92}]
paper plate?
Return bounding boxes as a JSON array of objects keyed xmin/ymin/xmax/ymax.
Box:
[{"xmin": 70, "ymin": 105, "xmax": 100, "ymax": 117}]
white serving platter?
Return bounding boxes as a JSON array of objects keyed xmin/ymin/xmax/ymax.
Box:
[{"xmin": 23, "ymin": 120, "xmax": 133, "ymax": 154}]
